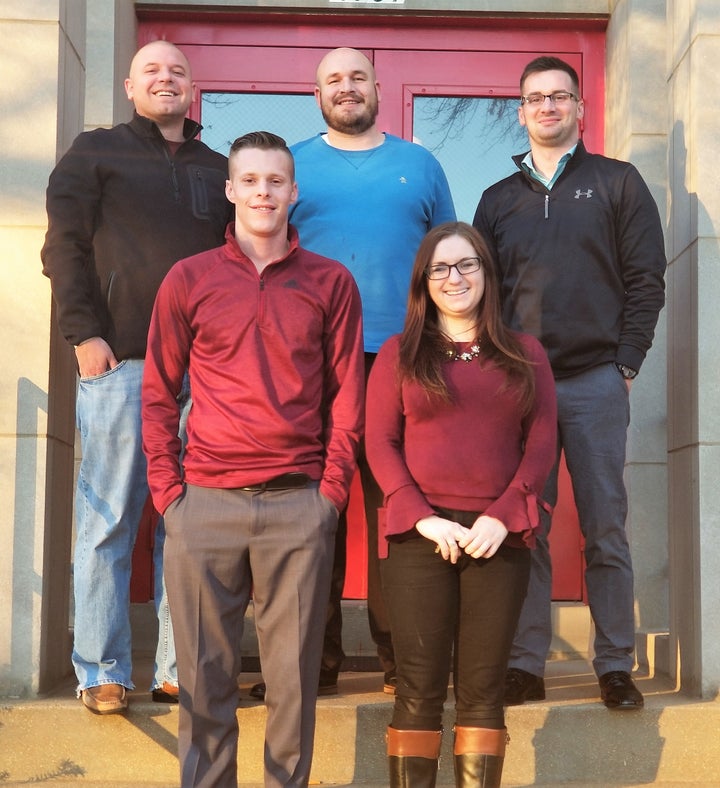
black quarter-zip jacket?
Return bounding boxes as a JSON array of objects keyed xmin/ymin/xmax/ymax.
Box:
[
  {"xmin": 42, "ymin": 112, "xmax": 232, "ymax": 361},
  {"xmin": 474, "ymin": 141, "xmax": 666, "ymax": 378}
]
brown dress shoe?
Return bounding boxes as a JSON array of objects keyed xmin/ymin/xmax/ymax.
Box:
[
  {"xmin": 81, "ymin": 683, "xmax": 128, "ymax": 715},
  {"xmin": 152, "ymin": 681, "xmax": 179, "ymax": 703},
  {"xmin": 383, "ymin": 671, "xmax": 398, "ymax": 695}
]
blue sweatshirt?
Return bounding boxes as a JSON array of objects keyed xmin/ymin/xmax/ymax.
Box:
[{"xmin": 290, "ymin": 133, "xmax": 456, "ymax": 352}]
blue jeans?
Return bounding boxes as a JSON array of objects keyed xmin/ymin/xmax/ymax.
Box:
[
  {"xmin": 73, "ymin": 359, "xmax": 177, "ymax": 692},
  {"xmin": 508, "ymin": 362, "xmax": 634, "ymax": 678}
]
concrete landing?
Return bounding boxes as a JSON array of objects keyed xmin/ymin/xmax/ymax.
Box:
[
  {"xmin": 2, "ymin": 656, "xmax": 719, "ymax": 786},
  {"xmin": 2, "ymin": 601, "xmax": 717, "ymax": 785}
]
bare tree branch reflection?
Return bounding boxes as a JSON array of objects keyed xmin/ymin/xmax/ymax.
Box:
[{"xmin": 415, "ymin": 97, "xmax": 526, "ymax": 154}]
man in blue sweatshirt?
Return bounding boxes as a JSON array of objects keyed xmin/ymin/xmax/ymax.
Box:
[{"xmin": 250, "ymin": 47, "xmax": 456, "ymax": 700}]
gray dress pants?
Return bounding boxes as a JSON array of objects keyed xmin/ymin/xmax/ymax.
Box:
[
  {"xmin": 164, "ymin": 481, "xmax": 337, "ymax": 787},
  {"xmin": 508, "ymin": 362, "xmax": 636, "ymax": 679}
]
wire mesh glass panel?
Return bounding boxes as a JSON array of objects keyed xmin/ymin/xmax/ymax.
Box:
[
  {"xmin": 201, "ymin": 93, "xmax": 322, "ymax": 156},
  {"xmin": 413, "ymin": 96, "xmax": 529, "ymax": 223}
]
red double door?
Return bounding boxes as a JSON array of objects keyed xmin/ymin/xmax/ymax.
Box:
[{"xmin": 132, "ymin": 10, "xmax": 604, "ymax": 604}]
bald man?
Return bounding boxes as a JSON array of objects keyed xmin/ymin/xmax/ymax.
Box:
[
  {"xmin": 246, "ymin": 47, "xmax": 455, "ymax": 701},
  {"xmin": 42, "ymin": 40, "xmax": 232, "ymax": 715}
]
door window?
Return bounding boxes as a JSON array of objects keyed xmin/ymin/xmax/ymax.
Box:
[
  {"xmin": 413, "ymin": 96, "xmax": 527, "ymax": 221},
  {"xmin": 201, "ymin": 93, "xmax": 320, "ymax": 154},
  {"xmin": 202, "ymin": 93, "xmax": 528, "ymax": 222}
]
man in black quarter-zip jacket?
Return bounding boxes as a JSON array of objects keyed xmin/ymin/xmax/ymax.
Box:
[
  {"xmin": 474, "ymin": 55, "xmax": 665, "ymax": 713},
  {"xmin": 41, "ymin": 40, "xmax": 231, "ymax": 716}
]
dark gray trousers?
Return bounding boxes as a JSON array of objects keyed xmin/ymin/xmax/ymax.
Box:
[
  {"xmin": 164, "ymin": 482, "xmax": 337, "ymax": 787},
  {"xmin": 508, "ymin": 361, "xmax": 635, "ymax": 678}
]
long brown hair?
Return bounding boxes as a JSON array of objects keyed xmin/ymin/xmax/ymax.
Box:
[{"xmin": 398, "ymin": 222, "xmax": 535, "ymax": 414}]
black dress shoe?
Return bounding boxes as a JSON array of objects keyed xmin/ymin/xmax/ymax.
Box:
[
  {"xmin": 503, "ymin": 668, "xmax": 545, "ymax": 706},
  {"xmin": 317, "ymin": 681, "xmax": 338, "ymax": 696},
  {"xmin": 249, "ymin": 681, "xmax": 266, "ymax": 700},
  {"xmin": 249, "ymin": 680, "xmax": 338, "ymax": 701},
  {"xmin": 599, "ymin": 670, "xmax": 644, "ymax": 710}
]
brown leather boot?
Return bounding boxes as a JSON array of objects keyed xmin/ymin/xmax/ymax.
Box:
[
  {"xmin": 387, "ymin": 726, "xmax": 442, "ymax": 788},
  {"xmin": 453, "ymin": 726, "xmax": 507, "ymax": 787}
]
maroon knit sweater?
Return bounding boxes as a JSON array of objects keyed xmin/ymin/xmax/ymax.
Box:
[{"xmin": 366, "ymin": 333, "xmax": 557, "ymax": 554}]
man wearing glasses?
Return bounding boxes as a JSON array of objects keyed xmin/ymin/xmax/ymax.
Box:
[{"xmin": 474, "ymin": 56, "xmax": 666, "ymax": 711}]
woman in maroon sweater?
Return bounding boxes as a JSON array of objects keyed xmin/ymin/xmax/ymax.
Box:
[{"xmin": 366, "ymin": 222, "xmax": 556, "ymax": 788}]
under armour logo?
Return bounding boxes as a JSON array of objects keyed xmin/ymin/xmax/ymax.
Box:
[
  {"xmin": 399, "ymin": 177, "xmax": 407, "ymax": 184},
  {"xmin": 575, "ymin": 188, "xmax": 593, "ymax": 199}
]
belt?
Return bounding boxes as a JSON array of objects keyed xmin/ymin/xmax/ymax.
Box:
[{"xmin": 239, "ymin": 472, "xmax": 311, "ymax": 492}]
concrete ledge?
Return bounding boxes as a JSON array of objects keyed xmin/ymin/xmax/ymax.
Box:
[
  {"xmin": 636, "ymin": 630, "xmax": 672, "ymax": 679},
  {"xmin": 548, "ymin": 601, "xmax": 592, "ymax": 660},
  {"xmin": 1, "ymin": 658, "xmax": 717, "ymax": 786}
]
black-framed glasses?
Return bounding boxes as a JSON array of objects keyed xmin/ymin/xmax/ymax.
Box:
[
  {"xmin": 425, "ymin": 257, "xmax": 482, "ymax": 280},
  {"xmin": 521, "ymin": 91, "xmax": 577, "ymax": 107}
]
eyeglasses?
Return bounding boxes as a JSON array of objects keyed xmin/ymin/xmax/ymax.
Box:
[
  {"xmin": 425, "ymin": 257, "xmax": 482, "ymax": 280},
  {"xmin": 521, "ymin": 91, "xmax": 577, "ymax": 107}
]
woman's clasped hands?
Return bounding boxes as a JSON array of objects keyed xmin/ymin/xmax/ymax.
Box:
[{"xmin": 416, "ymin": 514, "xmax": 509, "ymax": 563}]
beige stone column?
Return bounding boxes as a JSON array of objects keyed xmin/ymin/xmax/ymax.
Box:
[
  {"xmin": 667, "ymin": 0, "xmax": 720, "ymax": 698},
  {"xmin": 605, "ymin": 0, "xmax": 670, "ymax": 671},
  {"xmin": 0, "ymin": 2, "xmax": 85, "ymax": 696}
]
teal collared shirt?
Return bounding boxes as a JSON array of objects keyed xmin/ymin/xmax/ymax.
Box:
[{"xmin": 521, "ymin": 144, "xmax": 577, "ymax": 189}]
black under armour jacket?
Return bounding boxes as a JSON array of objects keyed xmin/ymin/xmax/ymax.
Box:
[
  {"xmin": 473, "ymin": 141, "xmax": 666, "ymax": 378},
  {"xmin": 41, "ymin": 112, "xmax": 232, "ymax": 361}
]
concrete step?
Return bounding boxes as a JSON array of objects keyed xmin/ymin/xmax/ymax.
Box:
[
  {"xmin": 3, "ymin": 601, "xmax": 709, "ymax": 785},
  {"xmin": 2, "ymin": 656, "xmax": 719, "ymax": 786}
]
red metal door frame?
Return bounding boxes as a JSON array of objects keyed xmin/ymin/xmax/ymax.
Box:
[{"xmin": 131, "ymin": 10, "xmax": 603, "ymax": 604}]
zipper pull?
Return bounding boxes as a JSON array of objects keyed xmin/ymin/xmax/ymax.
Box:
[
  {"xmin": 544, "ymin": 194, "xmax": 549, "ymax": 219},
  {"xmin": 162, "ymin": 144, "xmax": 181, "ymax": 202},
  {"xmin": 170, "ymin": 160, "xmax": 180, "ymax": 202}
]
